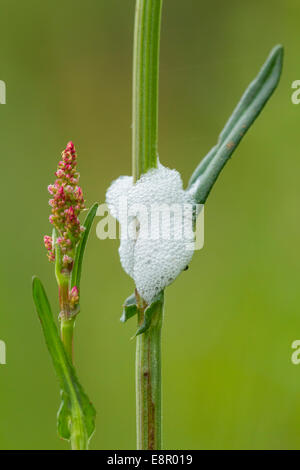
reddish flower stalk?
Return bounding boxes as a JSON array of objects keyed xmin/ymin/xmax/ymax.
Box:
[
  {"xmin": 34, "ymin": 140, "xmax": 97, "ymax": 450},
  {"xmin": 44, "ymin": 141, "xmax": 85, "ymax": 271},
  {"xmin": 44, "ymin": 141, "xmax": 85, "ymax": 322}
]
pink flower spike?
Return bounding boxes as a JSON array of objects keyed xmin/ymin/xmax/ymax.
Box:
[{"xmin": 45, "ymin": 141, "xmax": 85, "ymax": 263}]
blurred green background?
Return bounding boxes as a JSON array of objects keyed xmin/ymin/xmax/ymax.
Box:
[{"xmin": 1, "ymin": 0, "xmax": 300, "ymax": 450}]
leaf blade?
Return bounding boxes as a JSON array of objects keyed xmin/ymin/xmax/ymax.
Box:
[
  {"xmin": 32, "ymin": 276, "xmax": 96, "ymax": 443},
  {"xmin": 71, "ymin": 202, "xmax": 99, "ymax": 290},
  {"xmin": 120, "ymin": 293, "xmax": 138, "ymax": 323},
  {"xmin": 188, "ymin": 45, "xmax": 283, "ymax": 203}
]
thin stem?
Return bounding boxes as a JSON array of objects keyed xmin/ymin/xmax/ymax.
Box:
[
  {"xmin": 60, "ymin": 307, "xmax": 87, "ymax": 450},
  {"xmin": 132, "ymin": 0, "xmax": 163, "ymax": 181},
  {"xmin": 136, "ymin": 296, "xmax": 164, "ymax": 450},
  {"xmin": 70, "ymin": 410, "xmax": 88, "ymax": 450},
  {"xmin": 61, "ymin": 317, "xmax": 75, "ymax": 361},
  {"xmin": 57, "ymin": 272, "xmax": 86, "ymax": 449},
  {"xmin": 58, "ymin": 276, "xmax": 75, "ymax": 362},
  {"xmin": 132, "ymin": 0, "xmax": 164, "ymax": 450},
  {"xmin": 58, "ymin": 278, "xmax": 70, "ymax": 318}
]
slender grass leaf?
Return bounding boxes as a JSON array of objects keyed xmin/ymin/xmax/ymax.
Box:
[
  {"xmin": 121, "ymin": 293, "xmax": 138, "ymax": 323},
  {"xmin": 71, "ymin": 202, "xmax": 99, "ymax": 290},
  {"xmin": 188, "ymin": 45, "xmax": 283, "ymax": 203},
  {"xmin": 32, "ymin": 276, "xmax": 96, "ymax": 442}
]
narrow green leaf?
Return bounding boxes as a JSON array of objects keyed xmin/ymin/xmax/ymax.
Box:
[
  {"xmin": 52, "ymin": 228, "xmax": 65, "ymax": 287},
  {"xmin": 135, "ymin": 292, "xmax": 164, "ymax": 336},
  {"xmin": 32, "ymin": 276, "xmax": 96, "ymax": 443},
  {"xmin": 188, "ymin": 45, "xmax": 283, "ymax": 203},
  {"xmin": 120, "ymin": 293, "xmax": 138, "ymax": 323},
  {"xmin": 71, "ymin": 202, "xmax": 99, "ymax": 290}
]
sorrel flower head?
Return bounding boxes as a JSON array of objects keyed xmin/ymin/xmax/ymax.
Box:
[{"xmin": 44, "ymin": 142, "xmax": 85, "ymax": 265}]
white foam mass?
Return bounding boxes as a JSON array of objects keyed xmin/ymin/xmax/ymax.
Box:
[{"xmin": 106, "ymin": 162, "xmax": 196, "ymax": 304}]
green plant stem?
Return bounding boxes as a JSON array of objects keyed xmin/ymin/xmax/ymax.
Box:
[
  {"xmin": 60, "ymin": 308, "xmax": 86, "ymax": 450},
  {"xmin": 132, "ymin": 0, "xmax": 162, "ymax": 181},
  {"xmin": 58, "ymin": 275, "xmax": 85, "ymax": 449},
  {"xmin": 70, "ymin": 410, "xmax": 88, "ymax": 450},
  {"xmin": 58, "ymin": 277, "xmax": 74, "ymax": 360},
  {"xmin": 136, "ymin": 296, "xmax": 164, "ymax": 450},
  {"xmin": 58, "ymin": 279, "xmax": 70, "ymax": 316},
  {"xmin": 132, "ymin": 0, "xmax": 164, "ymax": 450},
  {"xmin": 61, "ymin": 317, "xmax": 75, "ymax": 361}
]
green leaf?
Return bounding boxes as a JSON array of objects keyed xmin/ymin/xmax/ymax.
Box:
[
  {"xmin": 52, "ymin": 228, "xmax": 65, "ymax": 286},
  {"xmin": 32, "ymin": 276, "xmax": 96, "ymax": 444},
  {"xmin": 71, "ymin": 202, "xmax": 99, "ymax": 290},
  {"xmin": 120, "ymin": 293, "xmax": 138, "ymax": 323},
  {"xmin": 188, "ymin": 45, "xmax": 283, "ymax": 203},
  {"xmin": 135, "ymin": 291, "xmax": 164, "ymax": 336}
]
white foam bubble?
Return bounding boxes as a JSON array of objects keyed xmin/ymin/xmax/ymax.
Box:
[{"xmin": 106, "ymin": 162, "xmax": 196, "ymax": 304}]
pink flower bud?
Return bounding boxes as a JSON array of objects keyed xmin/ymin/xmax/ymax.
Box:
[
  {"xmin": 48, "ymin": 251, "xmax": 55, "ymax": 262},
  {"xmin": 44, "ymin": 236, "xmax": 55, "ymax": 262},
  {"xmin": 62, "ymin": 255, "xmax": 73, "ymax": 268},
  {"xmin": 55, "ymin": 169, "xmax": 64, "ymax": 178},
  {"xmin": 70, "ymin": 286, "xmax": 79, "ymax": 296},
  {"xmin": 58, "ymin": 186, "xmax": 65, "ymax": 198},
  {"xmin": 69, "ymin": 285, "xmax": 79, "ymax": 307},
  {"xmin": 44, "ymin": 235, "xmax": 53, "ymax": 250},
  {"xmin": 66, "ymin": 141, "xmax": 76, "ymax": 155},
  {"xmin": 76, "ymin": 187, "xmax": 83, "ymax": 197}
]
